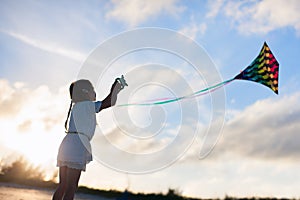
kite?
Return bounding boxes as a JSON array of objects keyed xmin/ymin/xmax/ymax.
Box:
[
  {"xmin": 234, "ymin": 42, "xmax": 279, "ymax": 94},
  {"xmin": 117, "ymin": 42, "xmax": 279, "ymax": 107}
]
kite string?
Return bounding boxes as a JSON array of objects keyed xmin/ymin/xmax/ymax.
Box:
[
  {"xmin": 117, "ymin": 78, "xmax": 235, "ymax": 107},
  {"xmin": 186, "ymin": 78, "xmax": 234, "ymax": 99}
]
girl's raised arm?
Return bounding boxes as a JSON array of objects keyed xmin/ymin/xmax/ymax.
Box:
[{"xmin": 99, "ymin": 80, "xmax": 122, "ymax": 111}]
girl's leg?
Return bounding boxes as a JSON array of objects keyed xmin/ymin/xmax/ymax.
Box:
[
  {"xmin": 52, "ymin": 166, "xmax": 67, "ymax": 200},
  {"xmin": 63, "ymin": 167, "xmax": 82, "ymax": 200}
]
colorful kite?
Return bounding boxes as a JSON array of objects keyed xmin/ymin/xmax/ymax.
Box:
[
  {"xmin": 234, "ymin": 42, "xmax": 279, "ymax": 94},
  {"xmin": 117, "ymin": 42, "xmax": 279, "ymax": 107}
]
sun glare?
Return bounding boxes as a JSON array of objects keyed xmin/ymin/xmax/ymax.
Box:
[{"xmin": 2, "ymin": 118, "xmax": 62, "ymax": 174}]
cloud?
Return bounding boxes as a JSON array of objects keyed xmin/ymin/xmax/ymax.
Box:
[
  {"xmin": 223, "ymin": 0, "xmax": 300, "ymax": 35},
  {"xmin": 0, "ymin": 1, "xmax": 109, "ymax": 88},
  {"xmin": 1, "ymin": 29, "xmax": 86, "ymax": 62},
  {"xmin": 212, "ymin": 92, "xmax": 300, "ymax": 160},
  {"xmin": 174, "ymin": 91, "xmax": 300, "ymax": 163},
  {"xmin": 105, "ymin": 0, "xmax": 185, "ymax": 27},
  {"xmin": 0, "ymin": 78, "xmax": 70, "ymax": 170},
  {"xmin": 204, "ymin": 0, "xmax": 300, "ymax": 35},
  {"xmin": 179, "ymin": 20, "xmax": 207, "ymax": 40},
  {"xmin": 93, "ymin": 127, "xmax": 171, "ymax": 155},
  {"xmin": 205, "ymin": 0, "xmax": 225, "ymax": 18},
  {"xmin": 17, "ymin": 120, "xmax": 32, "ymax": 133},
  {"xmin": 0, "ymin": 78, "xmax": 68, "ymax": 132},
  {"xmin": 0, "ymin": 79, "xmax": 28, "ymax": 118}
]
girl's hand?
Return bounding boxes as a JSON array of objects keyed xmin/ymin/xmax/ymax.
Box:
[
  {"xmin": 101, "ymin": 79, "xmax": 122, "ymax": 111},
  {"xmin": 111, "ymin": 80, "xmax": 122, "ymax": 94}
]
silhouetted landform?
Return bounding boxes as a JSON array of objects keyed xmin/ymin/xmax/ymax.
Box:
[
  {"xmin": 0, "ymin": 158, "xmax": 298, "ymax": 200},
  {"xmin": 0, "ymin": 157, "xmax": 56, "ymax": 188}
]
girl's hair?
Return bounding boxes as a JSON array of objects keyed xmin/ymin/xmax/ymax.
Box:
[
  {"xmin": 70, "ymin": 79, "xmax": 94, "ymax": 103},
  {"xmin": 64, "ymin": 79, "xmax": 94, "ymax": 131}
]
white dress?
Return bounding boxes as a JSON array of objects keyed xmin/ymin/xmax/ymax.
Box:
[{"xmin": 57, "ymin": 101, "xmax": 102, "ymax": 171}]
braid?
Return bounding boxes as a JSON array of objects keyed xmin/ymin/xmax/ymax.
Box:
[
  {"xmin": 64, "ymin": 82, "xmax": 75, "ymax": 132},
  {"xmin": 64, "ymin": 101, "xmax": 73, "ymax": 131}
]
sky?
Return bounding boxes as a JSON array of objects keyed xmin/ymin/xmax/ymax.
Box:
[{"xmin": 0, "ymin": 0, "xmax": 300, "ymax": 198}]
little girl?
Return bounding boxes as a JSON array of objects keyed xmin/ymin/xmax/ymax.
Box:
[{"xmin": 52, "ymin": 79, "xmax": 122, "ymax": 200}]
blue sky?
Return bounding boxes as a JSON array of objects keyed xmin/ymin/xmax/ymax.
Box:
[{"xmin": 1, "ymin": 0, "xmax": 300, "ymax": 198}]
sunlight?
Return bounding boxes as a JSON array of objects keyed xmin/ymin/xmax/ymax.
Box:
[
  {"xmin": 6, "ymin": 132, "xmax": 54, "ymax": 165},
  {"xmin": 0, "ymin": 80, "xmax": 68, "ymax": 183},
  {"xmin": 1, "ymin": 117, "xmax": 62, "ymax": 175}
]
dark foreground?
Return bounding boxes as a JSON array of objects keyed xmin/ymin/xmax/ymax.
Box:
[
  {"xmin": 0, "ymin": 159, "xmax": 298, "ymax": 200},
  {"xmin": 0, "ymin": 182, "xmax": 298, "ymax": 200}
]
